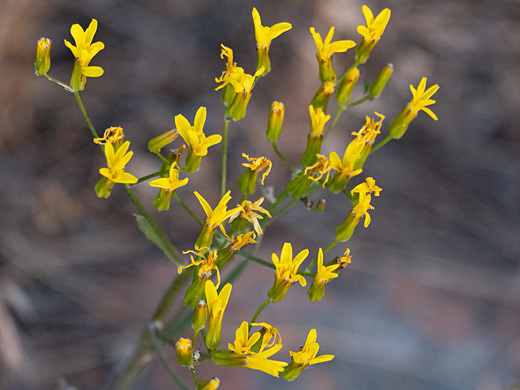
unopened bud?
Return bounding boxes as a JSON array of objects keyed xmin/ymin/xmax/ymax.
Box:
[
  {"xmin": 369, "ymin": 63, "xmax": 393, "ymax": 98},
  {"xmin": 35, "ymin": 38, "xmax": 52, "ymax": 76},
  {"xmin": 175, "ymin": 338, "xmax": 193, "ymax": 366},
  {"xmin": 311, "ymin": 81, "xmax": 335, "ymax": 111},
  {"xmin": 316, "ymin": 198, "xmax": 327, "ymax": 212},
  {"xmin": 148, "ymin": 130, "xmax": 179, "ymax": 153},
  {"xmin": 266, "ymin": 101, "xmax": 285, "ymax": 143},
  {"xmin": 336, "ymin": 67, "xmax": 360, "ymax": 104},
  {"xmin": 192, "ymin": 300, "xmax": 208, "ymax": 331}
]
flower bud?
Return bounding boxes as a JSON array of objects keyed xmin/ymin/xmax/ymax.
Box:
[
  {"xmin": 148, "ymin": 130, "xmax": 178, "ymax": 153},
  {"xmin": 183, "ymin": 277, "xmax": 207, "ymax": 307},
  {"xmin": 336, "ymin": 67, "xmax": 360, "ymax": 105},
  {"xmin": 153, "ymin": 188, "xmax": 174, "ymax": 211},
  {"xmin": 310, "ymin": 81, "xmax": 335, "ymax": 112},
  {"xmin": 175, "ymin": 338, "xmax": 193, "ymax": 366},
  {"xmin": 316, "ymin": 198, "xmax": 327, "ymax": 212},
  {"xmin": 192, "ymin": 300, "xmax": 208, "ymax": 331},
  {"xmin": 237, "ymin": 169, "xmax": 258, "ymax": 195},
  {"xmin": 266, "ymin": 101, "xmax": 285, "ymax": 143},
  {"xmin": 35, "ymin": 38, "xmax": 51, "ymax": 76},
  {"xmin": 369, "ymin": 63, "xmax": 393, "ymax": 99}
]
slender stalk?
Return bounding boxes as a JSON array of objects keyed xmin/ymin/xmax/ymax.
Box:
[
  {"xmin": 74, "ymin": 90, "xmax": 100, "ymax": 139},
  {"xmin": 122, "ymin": 184, "xmax": 183, "ymax": 266},
  {"xmin": 239, "ymin": 252, "xmax": 275, "ymax": 269},
  {"xmin": 346, "ymin": 94, "xmax": 371, "ymax": 108},
  {"xmin": 150, "ymin": 326, "xmax": 191, "ymax": 390},
  {"xmin": 155, "ymin": 151, "xmax": 171, "ymax": 165},
  {"xmin": 250, "ymin": 299, "xmax": 270, "ymax": 324},
  {"xmin": 174, "ymin": 192, "xmax": 203, "ymax": 225},
  {"xmin": 271, "ymin": 142, "xmax": 296, "ymax": 170},
  {"xmin": 114, "ymin": 272, "xmax": 191, "ymax": 390},
  {"xmin": 135, "ymin": 171, "xmax": 162, "ymax": 184},
  {"xmin": 189, "ymin": 367, "xmax": 199, "ymax": 387},
  {"xmin": 370, "ymin": 133, "xmax": 393, "ymax": 154},
  {"xmin": 324, "ymin": 106, "xmax": 345, "ymax": 139},
  {"xmin": 44, "ymin": 74, "xmax": 75, "ymax": 92},
  {"xmin": 221, "ymin": 118, "xmax": 230, "ymax": 197}
]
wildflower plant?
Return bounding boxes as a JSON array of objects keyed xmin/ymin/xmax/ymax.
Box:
[{"xmin": 35, "ymin": 6, "xmax": 438, "ymax": 389}]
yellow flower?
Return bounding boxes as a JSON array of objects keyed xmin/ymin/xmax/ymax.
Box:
[
  {"xmin": 175, "ymin": 106, "xmax": 222, "ymax": 157},
  {"xmin": 357, "ymin": 5, "xmax": 391, "ymax": 45},
  {"xmin": 93, "ymin": 126, "xmax": 125, "ymax": 145},
  {"xmin": 304, "ymin": 154, "xmax": 332, "ymax": 186},
  {"xmin": 205, "ymin": 280, "xmax": 232, "ymax": 349},
  {"xmin": 389, "ymin": 77, "xmax": 439, "ymax": 139},
  {"xmin": 149, "ymin": 162, "xmax": 189, "ymax": 192},
  {"xmin": 355, "ymin": 6, "xmax": 391, "ymax": 64},
  {"xmin": 230, "ymin": 231, "xmax": 257, "ymax": 252},
  {"xmin": 310, "ymin": 26, "xmax": 356, "ymax": 82},
  {"xmin": 308, "ymin": 248, "xmax": 339, "ymax": 302},
  {"xmin": 215, "ymin": 44, "xmax": 240, "ymax": 85},
  {"xmin": 351, "ymin": 177, "xmax": 382, "ymax": 197},
  {"xmin": 252, "ymin": 7, "xmax": 292, "ymax": 74},
  {"xmin": 282, "ymin": 329, "xmax": 334, "ymax": 380},
  {"xmin": 226, "ymin": 321, "xmax": 287, "ymax": 377},
  {"xmin": 353, "ymin": 192, "xmax": 374, "ymax": 228},
  {"xmin": 337, "ymin": 248, "xmax": 352, "ymax": 268},
  {"xmin": 228, "ymin": 198, "xmax": 272, "ymax": 235},
  {"xmin": 225, "ymin": 67, "xmax": 265, "ymax": 121},
  {"xmin": 64, "ymin": 19, "xmax": 104, "ymax": 90},
  {"xmin": 268, "ymin": 242, "xmax": 308, "ymax": 302},
  {"xmin": 352, "ymin": 113, "xmax": 384, "ymax": 145},
  {"xmin": 175, "ymin": 338, "xmax": 193, "ymax": 366},
  {"xmin": 309, "ymin": 105, "xmax": 330, "ymax": 138},
  {"xmin": 194, "ymin": 190, "xmax": 241, "ymax": 248},
  {"xmin": 99, "ymin": 141, "xmax": 138, "ymax": 184},
  {"xmin": 178, "ymin": 248, "xmax": 221, "ymax": 287},
  {"xmin": 327, "ymin": 140, "xmax": 364, "ymax": 193},
  {"xmin": 238, "ymin": 154, "xmax": 272, "ymax": 194},
  {"xmin": 408, "ymin": 77, "xmax": 439, "ymax": 120},
  {"xmin": 250, "ymin": 322, "xmax": 283, "ymax": 351}
]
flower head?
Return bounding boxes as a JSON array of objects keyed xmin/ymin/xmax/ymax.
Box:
[
  {"xmin": 389, "ymin": 77, "xmax": 439, "ymax": 139},
  {"xmin": 238, "ymin": 154, "xmax": 272, "ymax": 194},
  {"xmin": 309, "ymin": 105, "xmax": 330, "ymax": 138},
  {"xmin": 337, "ymin": 248, "xmax": 352, "ymax": 268},
  {"xmin": 352, "ymin": 113, "xmax": 384, "ymax": 146},
  {"xmin": 282, "ymin": 329, "xmax": 334, "ymax": 380},
  {"xmin": 357, "ymin": 6, "xmax": 391, "ymax": 45},
  {"xmin": 230, "ymin": 232, "xmax": 257, "ymax": 252},
  {"xmin": 194, "ymin": 191, "xmax": 241, "ymax": 248},
  {"xmin": 304, "ymin": 154, "xmax": 332, "ymax": 186},
  {"xmin": 228, "ymin": 198, "xmax": 271, "ymax": 236},
  {"xmin": 355, "ymin": 6, "xmax": 391, "ymax": 64},
  {"xmin": 351, "ymin": 177, "xmax": 382, "ymax": 197},
  {"xmin": 353, "ymin": 192, "xmax": 374, "ymax": 228},
  {"xmin": 64, "ymin": 19, "xmax": 104, "ymax": 90},
  {"xmin": 252, "ymin": 7, "xmax": 292, "ymax": 74},
  {"xmin": 205, "ymin": 280, "xmax": 232, "ymax": 349},
  {"xmin": 175, "ymin": 106, "xmax": 221, "ymax": 157},
  {"xmin": 178, "ymin": 248, "xmax": 221, "ymax": 287},
  {"xmin": 327, "ymin": 139, "xmax": 364, "ymax": 193},
  {"xmin": 408, "ymin": 77, "xmax": 439, "ymax": 120},
  {"xmin": 308, "ymin": 248, "xmax": 339, "ymax": 302},
  {"xmin": 99, "ymin": 141, "xmax": 138, "ymax": 184},
  {"xmin": 268, "ymin": 242, "xmax": 308, "ymax": 302},
  {"xmin": 93, "ymin": 126, "xmax": 125, "ymax": 145},
  {"xmin": 175, "ymin": 338, "xmax": 193, "ymax": 366},
  {"xmin": 149, "ymin": 162, "xmax": 189, "ymax": 192},
  {"xmin": 310, "ymin": 27, "xmax": 356, "ymax": 82}
]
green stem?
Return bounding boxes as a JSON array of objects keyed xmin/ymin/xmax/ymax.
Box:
[
  {"xmin": 135, "ymin": 171, "xmax": 162, "ymax": 184},
  {"xmin": 174, "ymin": 192, "xmax": 203, "ymax": 225},
  {"xmin": 345, "ymin": 94, "xmax": 371, "ymax": 108},
  {"xmin": 251, "ymin": 299, "xmax": 270, "ymax": 324},
  {"xmin": 239, "ymin": 252, "xmax": 275, "ymax": 269},
  {"xmin": 74, "ymin": 90, "xmax": 100, "ymax": 140},
  {"xmin": 272, "ymin": 142, "xmax": 296, "ymax": 170},
  {"xmin": 114, "ymin": 271, "xmax": 191, "ymax": 390},
  {"xmin": 189, "ymin": 367, "xmax": 199, "ymax": 387},
  {"xmin": 44, "ymin": 74, "xmax": 75, "ymax": 92},
  {"xmin": 371, "ymin": 133, "xmax": 393, "ymax": 154},
  {"xmin": 122, "ymin": 184, "xmax": 183, "ymax": 266},
  {"xmin": 324, "ymin": 105, "xmax": 345, "ymax": 139},
  {"xmin": 150, "ymin": 326, "xmax": 191, "ymax": 390},
  {"xmin": 221, "ymin": 118, "xmax": 230, "ymax": 198},
  {"xmin": 155, "ymin": 151, "xmax": 171, "ymax": 165}
]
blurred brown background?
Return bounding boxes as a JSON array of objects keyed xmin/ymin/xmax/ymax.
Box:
[{"xmin": 1, "ymin": 0, "xmax": 520, "ymax": 389}]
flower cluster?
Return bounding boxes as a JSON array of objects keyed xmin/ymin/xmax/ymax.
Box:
[{"xmin": 36, "ymin": 4, "xmax": 439, "ymax": 389}]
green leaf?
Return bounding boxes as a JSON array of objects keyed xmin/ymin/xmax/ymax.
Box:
[{"xmin": 135, "ymin": 214, "xmax": 175, "ymax": 262}]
